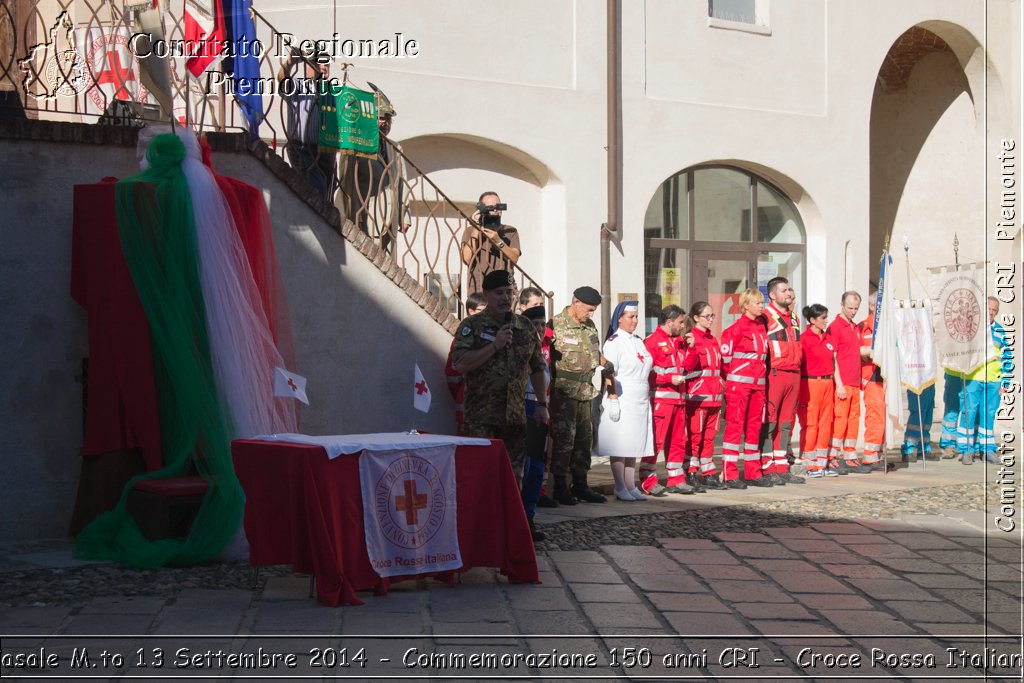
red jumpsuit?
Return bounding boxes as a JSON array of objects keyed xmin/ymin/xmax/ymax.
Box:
[
  {"xmin": 762, "ymin": 304, "xmax": 802, "ymax": 475},
  {"xmin": 641, "ymin": 326, "xmax": 688, "ymax": 489},
  {"xmin": 444, "ymin": 339, "xmax": 465, "ymax": 435},
  {"xmin": 859, "ymin": 314, "xmax": 884, "ymax": 465},
  {"xmin": 720, "ymin": 315, "xmax": 769, "ymax": 481},
  {"xmin": 682, "ymin": 327, "xmax": 723, "ymax": 477},
  {"xmin": 827, "ymin": 314, "xmax": 863, "ymax": 466},
  {"xmin": 798, "ymin": 327, "xmax": 836, "ymax": 473}
]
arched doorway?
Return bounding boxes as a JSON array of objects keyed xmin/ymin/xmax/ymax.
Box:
[{"xmin": 643, "ymin": 165, "xmax": 806, "ymax": 336}]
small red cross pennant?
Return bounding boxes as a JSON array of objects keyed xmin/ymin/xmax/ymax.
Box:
[
  {"xmin": 273, "ymin": 366, "xmax": 309, "ymax": 405},
  {"xmin": 413, "ymin": 363, "xmax": 432, "ymax": 413}
]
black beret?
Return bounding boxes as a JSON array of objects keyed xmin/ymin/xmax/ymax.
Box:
[
  {"xmin": 482, "ymin": 269, "xmax": 515, "ymax": 291},
  {"xmin": 573, "ymin": 286, "xmax": 602, "ymax": 306},
  {"xmin": 522, "ymin": 305, "xmax": 546, "ymax": 321}
]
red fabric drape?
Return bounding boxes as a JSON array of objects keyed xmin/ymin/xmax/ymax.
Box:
[{"xmin": 71, "ymin": 179, "xmax": 163, "ymax": 470}]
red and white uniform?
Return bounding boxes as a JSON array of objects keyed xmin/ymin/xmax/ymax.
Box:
[
  {"xmin": 682, "ymin": 326, "xmax": 723, "ymax": 477},
  {"xmin": 827, "ymin": 314, "xmax": 862, "ymax": 465},
  {"xmin": 640, "ymin": 326, "xmax": 687, "ymax": 490},
  {"xmin": 762, "ymin": 304, "xmax": 803, "ymax": 475},
  {"xmin": 798, "ymin": 327, "xmax": 835, "ymax": 472},
  {"xmin": 444, "ymin": 339, "xmax": 465, "ymax": 435},
  {"xmin": 720, "ymin": 315, "xmax": 769, "ymax": 481},
  {"xmin": 859, "ymin": 314, "xmax": 884, "ymax": 465}
]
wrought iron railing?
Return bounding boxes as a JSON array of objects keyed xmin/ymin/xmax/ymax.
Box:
[{"xmin": 1, "ymin": 0, "xmax": 554, "ymax": 320}]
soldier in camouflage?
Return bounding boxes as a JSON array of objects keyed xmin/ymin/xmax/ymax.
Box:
[
  {"xmin": 548, "ymin": 286, "xmax": 607, "ymax": 504},
  {"xmin": 452, "ymin": 270, "xmax": 549, "ymax": 492}
]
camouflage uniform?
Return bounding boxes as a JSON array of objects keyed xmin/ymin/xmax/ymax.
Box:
[
  {"xmin": 548, "ymin": 307, "xmax": 601, "ymax": 484},
  {"xmin": 451, "ymin": 311, "xmax": 545, "ymax": 482}
]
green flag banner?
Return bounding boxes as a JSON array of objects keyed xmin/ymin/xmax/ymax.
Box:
[{"xmin": 318, "ymin": 84, "xmax": 379, "ymax": 157}]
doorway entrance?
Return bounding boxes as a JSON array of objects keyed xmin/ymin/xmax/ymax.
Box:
[{"xmin": 643, "ymin": 165, "xmax": 806, "ymax": 334}]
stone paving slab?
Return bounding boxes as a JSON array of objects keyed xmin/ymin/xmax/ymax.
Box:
[{"xmin": 1, "ymin": 471, "xmax": 1020, "ymax": 682}]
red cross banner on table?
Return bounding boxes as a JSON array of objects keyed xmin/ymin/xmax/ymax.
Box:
[
  {"xmin": 413, "ymin": 363, "xmax": 431, "ymax": 413},
  {"xmin": 359, "ymin": 445, "xmax": 461, "ymax": 578},
  {"xmin": 273, "ymin": 366, "xmax": 309, "ymax": 405}
]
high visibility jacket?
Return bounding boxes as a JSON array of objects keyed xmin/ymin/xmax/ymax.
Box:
[
  {"xmin": 763, "ymin": 304, "xmax": 802, "ymax": 372},
  {"xmin": 720, "ymin": 315, "xmax": 769, "ymax": 387},
  {"xmin": 682, "ymin": 326, "xmax": 724, "ymax": 407},
  {"xmin": 858, "ymin": 313, "xmax": 882, "ymax": 384},
  {"xmin": 644, "ymin": 326, "xmax": 686, "ymax": 405}
]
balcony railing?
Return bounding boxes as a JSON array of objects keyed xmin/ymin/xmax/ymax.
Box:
[{"xmin": 1, "ymin": 0, "xmax": 553, "ymax": 320}]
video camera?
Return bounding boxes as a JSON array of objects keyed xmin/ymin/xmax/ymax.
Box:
[{"xmin": 477, "ymin": 201, "xmax": 507, "ymax": 227}]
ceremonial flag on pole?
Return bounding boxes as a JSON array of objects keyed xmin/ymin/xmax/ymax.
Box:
[
  {"xmin": 220, "ymin": 0, "xmax": 264, "ymax": 137},
  {"xmin": 273, "ymin": 366, "xmax": 309, "ymax": 405},
  {"xmin": 413, "ymin": 364, "xmax": 431, "ymax": 413},
  {"xmin": 184, "ymin": 0, "xmax": 225, "ymax": 77},
  {"xmin": 873, "ymin": 250, "xmax": 903, "ymax": 450}
]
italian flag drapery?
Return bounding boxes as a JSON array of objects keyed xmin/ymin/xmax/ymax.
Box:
[{"xmin": 75, "ymin": 129, "xmax": 297, "ymax": 567}]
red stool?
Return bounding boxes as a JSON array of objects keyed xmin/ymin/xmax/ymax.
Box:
[{"xmin": 127, "ymin": 476, "xmax": 208, "ymax": 540}]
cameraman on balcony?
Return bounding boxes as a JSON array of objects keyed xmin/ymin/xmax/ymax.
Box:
[
  {"xmin": 461, "ymin": 192, "xmax": 522, "ymax": 294},
  {"xmin": 276, "ymin": 49, "xmax": 336, "ymax": 200}
]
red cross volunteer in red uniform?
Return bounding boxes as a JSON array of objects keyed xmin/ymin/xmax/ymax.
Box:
[
  {"xmin": 826, "ymin": 291, "xmax": 873, "ymax": 474},
  {"xmin": 681, "ymin": 301, "xmax": 725, "ymax": 490},
  {"xmin": 760, "ymin": 277, "xmax": 806, "ymax": 485},
  {"xmin": 719, "ymin": 288, "xmax": 772, "ymax": 488},
  {"xmin": 640, "ymin": 305, "xmax": 695, "ymax": 495}
]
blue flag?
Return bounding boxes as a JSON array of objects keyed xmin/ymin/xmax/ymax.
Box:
[{"xmin": 221, "ymin": 0, "xmax": 264, "ymax": 139}]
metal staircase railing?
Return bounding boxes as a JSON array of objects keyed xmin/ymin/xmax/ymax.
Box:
[{"xmin": 2, "ymin": 0, "xmax": 554, "ymax": 321}]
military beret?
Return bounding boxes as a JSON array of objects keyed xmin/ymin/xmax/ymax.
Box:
[
  {"xmin": 522, "ymin": 305, "xmax": 546, "ymax": 321},
  {"xmin": 573, "ymin": 286, "xmax": 602, "ymax": 306},
  {"xmin": 482, "ymin": 269, "xmax": 515, "ymax": 291}
]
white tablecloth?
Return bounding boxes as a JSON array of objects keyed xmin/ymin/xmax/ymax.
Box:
[{"xmin": 250, "ymin": 432, "xmax": 493, "ymax": 459}]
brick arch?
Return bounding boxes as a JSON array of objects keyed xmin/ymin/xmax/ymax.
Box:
[{"xmin": 876, "ymin": 26, "xmax": 953, "ymax": 93}]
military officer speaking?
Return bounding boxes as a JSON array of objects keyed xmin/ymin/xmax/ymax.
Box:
[
  {"xmin": 548, "ymin": 286, "xmax": 606, "ymax": 505},
  {"xmin": 452, "ymin": 270, "xmax": 548, "ymax": 489}
]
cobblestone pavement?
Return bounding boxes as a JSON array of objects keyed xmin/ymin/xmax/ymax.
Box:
[{"xmin": 1, "ymin": 459, "xmax": 1021, "ymax": 682}]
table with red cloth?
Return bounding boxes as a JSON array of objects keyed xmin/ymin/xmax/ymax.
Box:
[{"xmin": 231, "ymin": 438, "xmax": 540, "ymax": 606}]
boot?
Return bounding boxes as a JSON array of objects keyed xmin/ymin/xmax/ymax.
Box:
[
  {"xmin": 724, "ymin": 478, "xmax": 747, "ymax": 490},
  {"xmin": 702, "ymin": 474, "xmax": 725, "ymax": 490},
  {"xmin": 537, "ymin": 495, "xmax": 559, "ymax": 508},
  {"xmin": 766, "ymin": 472, "xmax": 786, "ymax": 486},
  {"xmin": 528, "ymin": 518, "xmax": 546, "ymax": 543},
  {"xmin": 685, "ymin": 473, "xmax": 707, "ymax": 493},
  {"xmin": 553, "ymin": 478, "xmax": 577, "ymax": 506},
  {"xmin": 746, "ymin": 475, "xmax": 773, "ymax": 487},
  {"xmin": 572, "ymin": 478, "xmax": 607, "ymax": 503}
]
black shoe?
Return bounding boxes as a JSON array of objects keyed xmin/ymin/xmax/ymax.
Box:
[
  {"xmin": 746, "ymin": 476, "xmax": 773, "ymax": 487},
  {"xmin": 830, "ymin": 462, "xmax": 851, "ymax": 475},
  {"xmin": 780, "ymin": 472, "xmax": 806, "ymax": 484},
  {"xmin": 572, "ymin": 482, "xmax": 607, "ymax": 503},
  {"xmin": 647, "ymin": 484, "xmax": 669, "ymax": 497},
  {"xmin": 537, "ymin": 495, "xmax": 559, "ymax": 508},
  {"xmin": 528, "ymin": 518, "xmax": 546, "ymax": 543},
  {"xmin": 554, "ymin": 482, "xmax": 577, "ymax": 506},
  {"xmin": 847, "ymin": 464, "xmax": 873, "ymax": 474},
  {"xmin": 666, "ymin": 483, "xmax": 696, "ymax": 495},
  {"xmin": 686, "ymin": 473, "xmax": 707, "ymax": 493},
  {"xmin": 766, "ymin": 473, "xmax": 786, "ymax": 486},
  {"xmin": 702, "ymin": 474, "xmax": 726, "ymax": 490},
  {"xmin": 724, "ymin": 479, "xmax": 747, "ymax": 490}
]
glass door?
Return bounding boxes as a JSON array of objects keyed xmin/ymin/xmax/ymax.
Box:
[{"xmin": 692, "ymin": 252, "xmax": 755, "ymax": 338}]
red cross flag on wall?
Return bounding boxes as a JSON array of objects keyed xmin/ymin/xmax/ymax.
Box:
[
  {"xmin": 273, "ymin": 366, "xmax": 309, "ymax": 405},
  {"xmin": 74, "ymin": 26, "xmax": 150, "ymax": 116},
  {"xmin": 413, "ymin": 364, "xmax": 431, "ymax": 414}
]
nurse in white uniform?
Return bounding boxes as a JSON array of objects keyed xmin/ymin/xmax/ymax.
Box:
[{"xmin": 598, "ymin": 301, "xmax": 655, "ymax": 501}]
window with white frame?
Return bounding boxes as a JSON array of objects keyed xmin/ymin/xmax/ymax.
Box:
[{"xmin": 708, "ymin": 0, "xmax": 769, "ymax": 33}]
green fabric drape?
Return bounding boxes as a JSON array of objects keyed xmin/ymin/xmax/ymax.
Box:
[{"xmin": 74, "ymin": 133, "xmax": 244, "ymax": 567}]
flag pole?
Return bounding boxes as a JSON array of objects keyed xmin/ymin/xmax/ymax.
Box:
[{"xmin": 903, "ymin": 235, "xmax": 928, "ymax": 469}]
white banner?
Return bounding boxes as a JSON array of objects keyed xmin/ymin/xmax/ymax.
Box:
[
  {"xmin": 928, "ymin": 263, "xmax": 988, "ymax": 374},
  {"xmin": 893, "ymin": 301, "xmax": 937, "ymax": 394},
  {"xmin": 74, "ymin": 25, "xmax": 149, "ymax": 116},
  {"xmin": 359, "ymin": 445, "xmax": 461, "ymax": 578}
]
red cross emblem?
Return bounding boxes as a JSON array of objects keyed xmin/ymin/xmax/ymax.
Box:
[
  {"xmin": 287, "ymin": 378, "xmax": 298, "ymax": 392},
  {"xmin": 95, "ymin": 51, "xmax": 136, "ymax": 100},
  {"xmin": 394, "ymin": 479, "xmax": 428, "ymax": 525},
  {"xmin": 415, "ymin": 380, "xmax": 428, "ymax": 395},
  {"xmin": 637, "ymin": 353, "xmax": 645, "ymax": 362}
]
